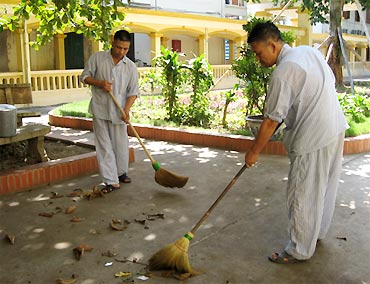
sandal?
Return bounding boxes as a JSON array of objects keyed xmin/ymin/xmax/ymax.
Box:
[
  {"xmin": 119, "ymin": 173, "xmax": 131, "ymax": 183},
  {"xmin": 268, "ymin": 251, "xmax": 302, "ymax": 264},
  {"xmin": 101, "ymin": 184, "xmax": 120, "ymax": 194}
]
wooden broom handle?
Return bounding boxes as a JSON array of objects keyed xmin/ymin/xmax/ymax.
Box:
[
  {"xmin": 108, "ymin": 91, "xmax": 155, "ymax": 164},
  {"xmin": 190, "ymin": 165, "xmax": 247, "ymax": 234}
]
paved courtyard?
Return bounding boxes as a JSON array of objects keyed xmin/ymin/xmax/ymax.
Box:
[{"xmin": 0, "ymin": 132, "xmax": 369, "ymax": 283}]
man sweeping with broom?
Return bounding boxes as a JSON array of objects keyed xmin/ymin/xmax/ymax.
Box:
[
  {"xmin": 81, "ymin": 30, "xmax": 188, "ymax": 190},
  {"xmin": 244, "ymin": 22, "xmax": 348, "ymax": 263},
  {"xmin": 148, "ymin": 21, "xmax": 348, "ymax": 273},
  {"xmin": 81, "ymin": 30, "xmax": 138, "ymax": 193}
]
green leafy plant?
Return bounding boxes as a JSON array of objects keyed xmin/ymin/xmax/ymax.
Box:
[
  {"xmin": 338, "ymin": 92, "xmax": 370, "ymax": 123},
  {"xmin": 179, "ymin": 54, "xmax": 214, "ymax": 127},
  {"xmin": 154, "ymin": 46, "xmax": 188, "ymax": 121},
  {"xmin": 139, "ymin": 69, "xmax": 160, "ymax": 93},
  {"xmin": 222, "ymin": 83, "xmax": 239, "ymax": 127}
]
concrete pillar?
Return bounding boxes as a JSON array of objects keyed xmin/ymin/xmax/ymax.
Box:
[
  {"xmin": 198, "ymin": 35, "xmax": 206, "ymax": 58},
  {"xmin": 91, "ymin": 40, "xmax": 104, "ymax": 53},
  {"xmin": 358, "ymin": 44, "xmax": 368, "ymax": 61},
  {"xmin": 161, "ymin": 37, "xmax": 169, "ymax": 49},
  {"xmin": 235, "ymin": 37, "xmax": 245, "ymax": 59},
  {"xmin": 149, "ymin": 32, "xmax": 162, "ymax": 64},
  {"xmin": 290, "ymin": 18, "xmax": 298, "ymax": 27},
  {"xmin": 13, "ymin": 26, "xmax": 31, "ymax": 83},
  {"xmin": 14, "ymin": 29, "xmax": 23, "ymax": 72},
  {"xmin": 229, "ymin": 39, "xmax": 235, "ymax": 63},
  {"xmin": 54, "ymin": 33, "xmax": 66, "ymax": 70},
  {"xmin": 297, "ymin": 10, "xmax": 312, "ymax": 46},
  {"xmin": 347, "ymin": 42, "xmax": 356, "ymax": 62},
  {"xmin": 198, "ymin": 29, "xmax": 209, "ymax": 59}
]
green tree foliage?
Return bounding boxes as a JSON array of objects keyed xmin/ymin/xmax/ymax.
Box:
[
  {"xmin": 271, "ymin": 0, "xmax": 369, "ymax": 25},
  {"xmin": 154, "ymin": 46, "xmax": 188, "ymax": 121},
  {"xmin": 182, "ymin": 54, "xmax": 214, "ymax": 127},
  {"xmin": 153, "ymin": 48, "xmax": 215, "ymax": 127},
  {"xmin": 221, "ymin": 84, "xmax": 239, "ymax": 127},
  {"xmin": 0, "ymin": 0, "xmax": 127, "ymax": 49},
  {"xmin": 268, "ymin": 0, "xmax": 370, "ymax": 88}
]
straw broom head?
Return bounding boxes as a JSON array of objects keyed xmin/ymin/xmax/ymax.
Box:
[
  {"xmin": 148, "ymin": 232, "xmax": 194, "ymax": 274},
  {"xmin": 152, "ymin": 161, "xmax": 189, "ymax": 188}
]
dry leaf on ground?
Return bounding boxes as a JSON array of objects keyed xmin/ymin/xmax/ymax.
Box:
[
  {"xmin": 134, "ymin": 219, "xmax": 146, "ymax": 225},
  {"xmin": 65, "ymin": 206, "xmax": 76, "ymax": 214},
  {"xmin": 84, "ymin": 186, "xmax": 104, "ymax": 200},
  {"xmin": 39, "ymin": 212, "xmax": 54, "ymax": 218},
  {"xmin": 5, "ymin": 233, "xmax": 15, "ymax": 245},
  {"xmin": 110, "ymin": 219, "xmax": 128, "ymax": 231},
  {"xmin": 146, "ymin": 213, "xmax": 165, "ymax": 220},
  {"xmin": 102, "ymin": 250, "xmax": 117, "ymax": 257},
  {"xmin": 114, "ymin": 271, "xmax": 132, "ymax": 278},
  {"xmin": 73, "ymin": 244, "xmax": 93, "ymax": 260},
  {"xmin": 55, "ymin": 277, "xmax": 77, "ymax": 284},
  {"xmin": 67, "ymin": 188, "xmax": 83, "ymax": 197},
  {"xmin": 70, "ymin": 217, "xmax": 85, "ymax": 222}
]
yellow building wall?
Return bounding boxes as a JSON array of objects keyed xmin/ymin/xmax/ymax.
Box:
[
  {"xmin": 208, "ymin": 37, "xmax": 226, "ymax": 65},
  {"xmin": 168, "ymin": 34, "xmax": 198, "ymax": 61},
  {"xmin": 0, "ymin": 31, "xmax": 10, "ymax": 72},
  {"xmin": 29, "ymin": 31, "xmax": 55, "ymax": 70},
  {"xmin": 7, "ymin": 31, "xmax": 19, "ymax": 72}
]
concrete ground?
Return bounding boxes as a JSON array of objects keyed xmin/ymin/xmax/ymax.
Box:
[{"xmin": 0, "ymin": 126, "xmax": 369, "ymax": 284}]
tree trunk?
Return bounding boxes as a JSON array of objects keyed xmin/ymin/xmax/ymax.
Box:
[{"xmin": 327, "ymin": 0, "xmax": 345, "ymax": 90}]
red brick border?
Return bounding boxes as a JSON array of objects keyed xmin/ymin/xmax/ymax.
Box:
[
  {"xmin": 49, "ymin": 113, "xmax": 370, "ymax": 156},
  {"xmin": 2, "ymin": 114, "xmax": 368, "ymax": 195},
  {"xmin": 0, "ymin": 152, "xmax": 98, "ymax": 195}
]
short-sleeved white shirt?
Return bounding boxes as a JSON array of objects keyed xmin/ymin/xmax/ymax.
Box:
[
  {"xmin": 81, "ymin": 50, "xmax": 139, "ymax": 124},
  {"xmin": 265, "ymin": 44, "xmax": 348, "ymax": 154}
]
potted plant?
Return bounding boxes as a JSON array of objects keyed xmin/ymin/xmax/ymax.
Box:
[{"xmin": 232, "ymin": 17, "xmax": 295, "ymax": 140}]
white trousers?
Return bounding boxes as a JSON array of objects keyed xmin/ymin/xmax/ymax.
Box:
[
  {"xmin": 93, "ymin": 118, "xmax": 129, "ymax": 185},
  {"xmin": 285, "ymin": 133, "xmax": 345, "ymax": 260}
]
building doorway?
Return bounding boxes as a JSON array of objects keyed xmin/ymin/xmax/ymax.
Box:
[{"xmin": 64, "ymin": 32, "xmax": 84, "ymax": 69}]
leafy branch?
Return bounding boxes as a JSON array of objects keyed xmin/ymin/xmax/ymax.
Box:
[{"xmin": 0, "ymin": 0, "xmax": 128, "ymax": 49}]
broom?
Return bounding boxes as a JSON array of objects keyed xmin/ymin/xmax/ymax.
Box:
[
  {"xmin": 148, "ymin": 164, "xmax": 247, "ymax": 273},
  {"xmin": 108, "ymin": 91, "xmax": 188, "ymax": 188}
]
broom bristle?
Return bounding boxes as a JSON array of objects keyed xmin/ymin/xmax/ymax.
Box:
[
  {"xmin": 154, "ymin": 167, "xmax": 189, "ymax": 188},
  {"xmin": 148, "ymin": 233, "xmax": 193, "ymax": 273}
]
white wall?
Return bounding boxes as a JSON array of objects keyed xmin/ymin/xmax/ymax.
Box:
[
  {"xmin": 134, "ymin": 33, "xmax": 151, "ymax": 66},
  {"xmin": 148, "ymin": 0, "xmax": 223, "ymax": 17}
]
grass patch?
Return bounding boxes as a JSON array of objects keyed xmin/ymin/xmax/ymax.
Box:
[
  {"xmin": 53, "ymin": 100, "xmax": 93, "ymax": 118},
  {"xmin": 345, "ymin": 116, "xmax": 370, "ymax": 137}
]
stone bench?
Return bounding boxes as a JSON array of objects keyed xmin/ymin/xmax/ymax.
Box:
[
  {"xmin": 0, "ymin": 83, "xmax": 41, "ymax": 126},
  {"xmin": 0, "ymin": 124, "xmax": 51, "ymax": 162}
]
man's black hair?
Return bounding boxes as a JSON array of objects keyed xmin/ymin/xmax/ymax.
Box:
[
  {"xmin": 247, "ymin": 21, "xmax": 283, "ymax": 44},
  {"xmin": 114, "ymin": 30, "xmax": 131, "ymax": 42}
]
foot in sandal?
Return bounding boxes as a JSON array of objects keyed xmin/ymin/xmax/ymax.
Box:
[
  {"xmin": 268, "ymin": 251, "xmax": 303, "ymax": 264},
  {"xmin": 119, "ymin": 173, "xmax": 131, "ymax": 183},
  {"xmin": 101, "ymin": 184, "xmax": 120, "ymax": 194}
]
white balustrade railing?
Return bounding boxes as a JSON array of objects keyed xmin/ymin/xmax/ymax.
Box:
[
  {"xmin": 0, "ymin": 72, "xmax": 23, "ymax": 84},
  {"xmin": 0, "ymin": 65, "xmax": 235, "ymax": 92},
  {"xmin": 31, "ymin": 70, "xmax": 86, "ymax": 91}
]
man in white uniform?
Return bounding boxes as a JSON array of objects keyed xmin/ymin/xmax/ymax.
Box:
[
  {"xmin": 81, "ymin": 30, "xmax": 139, "ymax": 193},
  {"xmin": 244, "ymin": 22, "xmax": 348, "ymax": 263}
]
